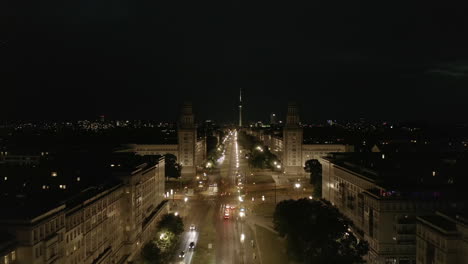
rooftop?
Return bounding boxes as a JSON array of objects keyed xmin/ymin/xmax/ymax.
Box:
[
  {"xmin": 418, "ymin": 215, "xmax": 458, "ymax": 233},
  {"xmin": 0, "ymin": 151, "xmax": 162, "ymax": 221},
  {"xmin": 324, "ymin": 152, "xmax": 468, "ymax": 197}
]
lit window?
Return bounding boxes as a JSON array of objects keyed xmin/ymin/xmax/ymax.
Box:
[
  {"xmin": 11, "ymin": 251, "xmax": 15, "ymax": 261},
  {"xmin": 4, "ymin": 255, "xmax": 9, "ymax": 264}
]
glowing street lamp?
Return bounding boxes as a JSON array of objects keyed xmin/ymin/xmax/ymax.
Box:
[
  {"xmin": 294, "ymin": 183, "xmax": 301, "ymax": 189},
  {"xmin": 240, "ymin": 233, "xmax": 245, "ymax": 243},
  {"xmin": 184, "ymin": 197, "xmax": 188, "ymax": 203}
]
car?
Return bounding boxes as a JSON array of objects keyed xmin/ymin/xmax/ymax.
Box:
[
  {"xmin": 189, "ymin": 242, "xmax": 195, "ymax": 249},
  {"xmin": 179, "ymin": 251, "xmax": 185, "ymax": 258},
  {"xmin": 190, "ymin": 224, "xmax": 196, "ymax": 231}
]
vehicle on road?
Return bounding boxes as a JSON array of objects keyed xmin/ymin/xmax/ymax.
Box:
[
  {"xmin": 189, "ymin": 242, "xmax": 195, "ymax": 249},
  {"xmin": 190, "ymin": 224, "xmax": 196, "ymax": 231},
  {"xmin": 224, "ymin": 209, "xmax": 230, "ymax": 219},
  {"xmin": 179, "ymin": 251, "xmax": 185, "ymax": 258}
]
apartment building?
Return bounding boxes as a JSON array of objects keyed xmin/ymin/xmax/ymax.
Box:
[
  {"xmin": 0, "ymin": 154, "xmax": 167, "ymax": 264},
  {"xmin": 416, "ymin": 211, "xmax": 468, "ymax": 264},
  {"xmin": 320, "ymin": 153, "xmax": 466, "ymax": 264}
]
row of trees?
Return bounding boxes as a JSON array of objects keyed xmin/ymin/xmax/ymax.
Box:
[
  {"xmin": 274, "ymin": 199, "xmax": 368, "ymax": 264},
  {"xmin": 304, "ymin": 159, "xmax": 322, "ymax": 198},
  {"xmin": 165, "ymin": 154, "xmax": 182, "ymax": 178},
  {"xmin": 141, "ymin": 213, "xmax": 184, "ymax": 264},
  {"xmin": 238, "ymin": 132, "xmax": 280, "ymax": 170}
]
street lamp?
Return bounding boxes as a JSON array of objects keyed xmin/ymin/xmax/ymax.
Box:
[
  {"xmin": 294, "ymin": 183, "xmax": 302, "ymax": 199},
  {"xmin": 184, "ymin": 197, "xmax": 188, "ymax": 203}
]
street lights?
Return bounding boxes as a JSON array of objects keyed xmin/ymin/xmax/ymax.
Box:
[{"xmin": 294, "ymin": 183, "xmax": 301, "ymax": 199}]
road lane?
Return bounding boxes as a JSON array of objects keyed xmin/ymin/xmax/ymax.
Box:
[{"xmin": 173, "ymin": 130, "xmax": 262, "ymax": 264}]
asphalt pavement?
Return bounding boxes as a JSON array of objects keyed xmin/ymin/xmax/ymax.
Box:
[{"xmin": 171, "ymin": 131, "xmax": 261, "ymax": 264}]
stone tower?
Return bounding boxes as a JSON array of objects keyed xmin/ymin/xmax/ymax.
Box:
[
  {"xmin": 283, "ymin": 102, "xmax": 303, "ymax": 174},
  {"xmin": 178, "ymin": 102, "xmax": 197, "ymax": 175}
]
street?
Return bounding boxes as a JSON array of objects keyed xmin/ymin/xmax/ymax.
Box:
[{"xmin": 170, "ymin": 130, "xmax": 302, "ymax": 264}]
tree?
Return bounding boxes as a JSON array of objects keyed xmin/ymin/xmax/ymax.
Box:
[
  {"xmin": 273, "ymin": 199, "xmax": 369, "ymax": 264},
  {"xmin": 141, "ymin": 242, "xmax": 162, "ymax": 264},
  {"xmin": 165, "ymin": 154, "xmax": 181, "ymax": 178},
  {"xmin": 157, "ymin": 214, "xmax": 184, "ymax": 236},
  {"xmin": 305, "ymin": 159, "xmax": 322, "ymax": 198}
]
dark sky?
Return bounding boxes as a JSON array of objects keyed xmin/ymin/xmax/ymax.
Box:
[{"xmin": 2, "ymin": 1, "xmax": 468, "ymax": 123}]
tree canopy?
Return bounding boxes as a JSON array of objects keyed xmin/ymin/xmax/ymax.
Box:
[
  {"xmin": 141, "ymin": 241, "xmax": 163, "ymax": 264},
  {"xmin": 273, "ymin": 199, "xmax": 368, "ymax": 264},
  {"xmin": 238, "ymin": 132, "xmax": 280, "ymax": 169},
  {"xmin": 304, "ymin": 159, "xmax": 322, "ymax": 198},
  {"xmin": 165, "ymin": 154, "xmax": 182, "ymax": 178},
  {"xmin": 157, "ymin": 213, "xmax": 184, "ymax": 236}
]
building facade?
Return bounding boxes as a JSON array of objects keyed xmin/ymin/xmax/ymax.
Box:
[
  {"xmin": 122, "ymin": 103, "xmax": 205, "ymax": 176},
  {"xmin": 247, "ymin": 103, "xmax": 352, "ymax": 175},
  {"xmin": 416, "ymin": 212, "xmax": 468, "ymax": 264},
  {"xmin": 283, "ymin": 103, "xmax": 303, "ymax": 174},
  {"xmin": 0, "ymin": 157, "xmax": 167, "ymax": 264},
  {"xmin": 320, "ymin": 154, "xmax": 461, "ymax": 264}
]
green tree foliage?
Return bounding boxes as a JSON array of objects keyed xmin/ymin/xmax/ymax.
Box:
[
  {"xmin": 141, "ymin": 241, "xmax": 163, "ymax": 264},
  {"xmin": 165, "ymin": 154, "xmax": 181, "ymax": 178},
  {"xmin": 273, "ymin": 199, "xmax": 369, "ymax": 264},
  {"xmin": 238, "ymin": 132, "xmax": 260, "ymax": 151},
  {"xmin": 154, "ymin": 231, "xmax": 177, "ymax": 252},
  {"xmin": 238, "ymin": 132, "xmax": 279, "ymax": 169},
  {"xmin": 304, "ymin": 159, "xmax": 322, "ymax": 198},
  {"xmin": 157, "ymin": 214, "xmax": 184, "ymax": 236}
]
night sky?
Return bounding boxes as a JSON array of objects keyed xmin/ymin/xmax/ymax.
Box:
[{"xmin": 2, "ymin": 1, "xmax": 468, "ymax": 123}]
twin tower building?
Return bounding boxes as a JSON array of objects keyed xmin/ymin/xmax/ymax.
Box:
[{"xmin": 132, "ymin": 102, "xmax": 350, "ymax": 176}]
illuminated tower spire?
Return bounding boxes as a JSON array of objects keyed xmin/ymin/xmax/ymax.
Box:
[{"xmin": 239, "ymin": 88, "xmax": 243, "ymax": 127}]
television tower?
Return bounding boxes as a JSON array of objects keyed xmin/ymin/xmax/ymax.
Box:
[{"xmin": 239, "ymin": 88, "xmax": 243, "ymax": 127}]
